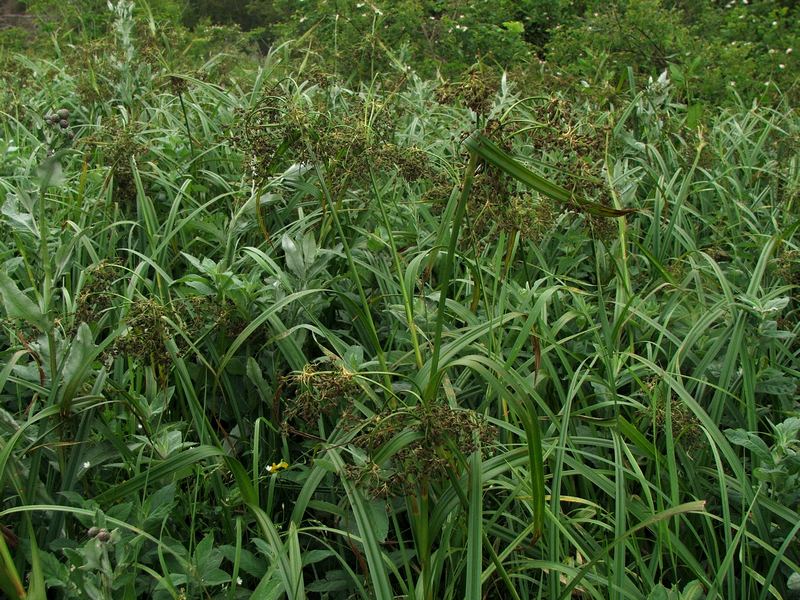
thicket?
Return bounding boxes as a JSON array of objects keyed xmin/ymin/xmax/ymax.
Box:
[
  {"xmin": 0, "ymin": 1, "xmax": 799, "ymax": 599},
  {"xmin": 3, "ymin": 0, "xmax": 799, "ymax": 104},
  {"xmin": 187, "ymin": 0, "xmax": 800, "ymax": 104}
]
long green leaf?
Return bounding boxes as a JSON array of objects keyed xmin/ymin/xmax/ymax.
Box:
[
  {"xmin": 465, "ymin": 448, "xmax": 483, "ymax": 600},
  {"xmin": 463, "ymin": 131, "xmax": 635, "ymax": 217},
  {"xmin": 559, "ymin": 501, "xmax": 707, "ymax": 599},
  {"xmin": 94, "ymin": 445, "xmax": 229, "ymax": 504}
]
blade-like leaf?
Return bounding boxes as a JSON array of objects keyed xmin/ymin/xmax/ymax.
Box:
[
  {"xmin": 463, "ymin": 131, "xmax": 635, "ymax": 217},
  {"xmin": 94, "ymin": 446, "xmax": 229, "ymax": 504}
]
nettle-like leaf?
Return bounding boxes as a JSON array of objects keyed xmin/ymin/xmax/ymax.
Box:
[
  {"xmin": 0, "ymin": 271, "xmax": 49, "ymax": 331},
  {"xmin": 788, "ymin": 572, "xmax": 800, "ymax": 592},
  {"xmin": 281, "ymin": 234, "xmax": 305, "ymax": 279},
  {"xmin": 1, "ymin": 192, "xmax": 39, "ymax": 238},
  {"xmin": 757, "ymin": 320, "xmax": 794, "ymax": 342},
  {"xmin": 738, "ymin": 294, "xmax": 791, "ymax": 320},
  {"xmin": 193, "ymin": 534, "xmax": 227, "ymax": 584},
  {"xmin": 280, "ymin": 232, "xmax": 323, "ymax": 281},
  {"xmin": 724, "ymin": 428, "xmax": 773, "ymax": 464},
  {"xmin": 755, "ymin": 368, "xmax": 798, "ymax": 396},
  {"xmin": 341, "ymin": 499, "xmax": 389, "ymax": 546},
  {"xmin": 774, "ymin": 417, "xmax": 800, "ymax": 452},
  {"xmin": 36, "ymin": 154, "xmax": 65, "ymax": 188}
]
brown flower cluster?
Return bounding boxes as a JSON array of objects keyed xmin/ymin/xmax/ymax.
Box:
[
  {"xmin": 282, "ymin": 362, "xmax": 360, "ymax": 425},
  {"xmin": 437, "ymin": 66, "xmax": 500, "ymax": 115},
  {"xmin": 344, "ymin": 403, "xmax": 496, "ymax": 498},
  {"xmin": 74, "ymin": 260, "xmax": 122, "ymax": 327}
]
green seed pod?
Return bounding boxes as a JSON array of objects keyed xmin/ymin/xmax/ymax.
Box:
[{"xmin": 57, "ymin": 108, "xmax": 70, "ymax": 119}]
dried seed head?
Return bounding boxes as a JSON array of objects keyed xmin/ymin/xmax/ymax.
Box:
[
  {"xmin": 96, "ymin": 528, "xmax": 110, "ymax": 542},
  {"xmin": 87, "ymin": 526, "xmax": 100, "ymax": 538},
  {"xmin": 59, "ymin": 119, "xmax": 69, "ymax": 129},
  {"xmin": 344, "ymin": 403, "xmax": 497, "ymax": 496},
  {"xmin": 57, "ymin": 108, "xmax": 70, "ymax": 119}
]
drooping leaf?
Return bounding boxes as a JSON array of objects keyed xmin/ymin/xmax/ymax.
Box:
[
  {"xmin": 0, "ymin": 271, "xmax": 48, "ymax": 331},
  {"xmin": 1, "ymin": 193, "xmax": 39, "ymax": 238},
  {"xmin": 463, "ymin": 131, "xmax": 636, "ymax": 217}
]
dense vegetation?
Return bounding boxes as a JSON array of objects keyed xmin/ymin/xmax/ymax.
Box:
[{"xmin": 0, "ymin": 1, "xmax": 798, "ymax": 599}]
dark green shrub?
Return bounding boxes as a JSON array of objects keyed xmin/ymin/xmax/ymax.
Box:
[
  {"xmin": 269, "ymin": 0, "xmax": 539, "ymax": 78},
  {"xmin": 545, "ymin": 0, "xmax": 799, "ymax": 104}
]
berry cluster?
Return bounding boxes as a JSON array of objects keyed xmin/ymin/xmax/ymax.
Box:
[
  {"xmin": 87, "ymin": 526, "xmax": 112, "ymax": 542},
  {"xmin": 44, "ymin": 107, "xmax": 75, "ymax": 140}
]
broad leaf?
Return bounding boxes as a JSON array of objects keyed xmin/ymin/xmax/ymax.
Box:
[{"xmin": 0, "ymin": 271, "xmax": 48, "ymax": 331}]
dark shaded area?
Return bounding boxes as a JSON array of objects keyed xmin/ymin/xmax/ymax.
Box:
[
  {"xmin": 0, "ymin": 0, "xmax": 32, "ymax": 28},
  {"xmin": 182, "ymin": 0, "xmax": 280, "ymax": 50}
]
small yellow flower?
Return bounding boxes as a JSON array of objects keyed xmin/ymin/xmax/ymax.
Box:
[{"xmin": 266, "ymin": 460, "xmax": 289, "ymax": 473}]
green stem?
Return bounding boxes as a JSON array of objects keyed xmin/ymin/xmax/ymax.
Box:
[
  {"xmin": 410, "ymin": 485, "xmax": 432, "ymax": 600},
  {"xmin": 38, "ymin": 181, "xmax": 52, "ymax": 317},
  {"xmin": 309, "ymin": 149, "xmax": 392, "ymax": 399},
  {"xmin": 424, "ymin": 151, "xmax": 478, "ymax": 404},
  {"xmin": 369, "ymin": 168, "xmax": 424, "ymax": 370},
  {"xmin": 178, "ymin": 91, "xmax": 195, "ymax": 161}
]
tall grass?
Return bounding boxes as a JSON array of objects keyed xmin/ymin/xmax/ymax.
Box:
[{"xmin": 0, "ymin": 11, "xmax": 799, "ymax": 600}]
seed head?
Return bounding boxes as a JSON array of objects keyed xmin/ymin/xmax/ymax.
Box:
[
  {"xmin": 87, "ymin": 526, "xmax": 100, "ymax": 538},
  {"xmin": 57, "ymin": 108, "xmax": 70, "ymax": 119},
  {"xmin": 60, "ymin": 119, "xmax": 69, "ymax": 129},
  {"xmin": 96, "ymin": 528, "xmax": 111, "ymax": 542}
]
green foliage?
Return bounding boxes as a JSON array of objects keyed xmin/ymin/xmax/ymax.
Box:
[
  {"xmin": 726, "ymin": 417, "xmax": 800, "ymax": 507},
  {"xmin": 1, "ymin": 3, "xmax": 800, "ymax": 600},
  {"xmin": 248, "ymin": 0, "xmax": 540, "ymax": 78},
  {"xmin": 646, "ymin": 580, "xmax": 705, "ymax": 600},
  {"xmin": 10, "ymin": 0, "xmax": 800, "ymax": 104},
  {"xmin": 0, "ymin": 26, "xmax": 31, "ymax": 55},
  {"xmin": 546, "ymin": 0, "xmax": 800, "ymax": 104}
]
